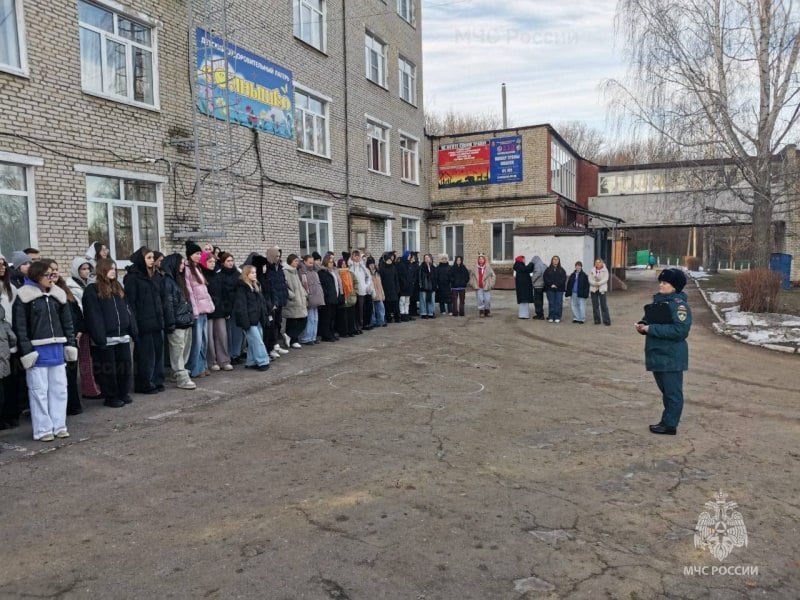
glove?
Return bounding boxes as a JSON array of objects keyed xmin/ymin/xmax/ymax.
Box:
[
  {"xmin": 64, "ymin": 346, "xmax": 78, "ymax": 362},
  {"xmin": 20, "ymin": 351, "xmax": 39, "ymax": 370}
]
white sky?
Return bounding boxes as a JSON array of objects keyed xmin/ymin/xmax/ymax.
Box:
[{"xmin": 421, "ymin": 0, "xmax": 625, "ymax": 132}]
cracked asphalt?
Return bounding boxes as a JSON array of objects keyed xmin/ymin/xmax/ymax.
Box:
[{"xmin": 1, "ymin": 270, "xmax": 798, "ymax": 599}]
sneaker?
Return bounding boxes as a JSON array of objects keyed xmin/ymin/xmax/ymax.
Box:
[
  {"xmin": 282, "ymin": 333, "xmax": 291, "ymax": 347},
  {"xmin": 256, "ymin": 364, "xmax": 270, "ymax": 372},
  {"xmin": 222, "ymin": 364, "xmax": 234, "ymax": 371},
  {"xmin": 274, "ymin": 344, "xmax": 289, "ymax": 355},
  {"xmin": 547, "ymin": 319, "xmax": 554, "ymax": 323},
  {"xmin": 38, "ymin": 433, "xmax": 55, "ymax": 442},
  {"xmin": 269, "ymin": 350, "xmax": 281, "ymax": 360},
  {"xmin": 291, "ymin": 342, "xmax": 302, "ymax": 349},
  {"xmin": 177, "ymin": 380, "xmax": 197, "ymax": 390},
  {"xmin": 555, "ymin": 319, "xmax": 561, "ymax": 323},
  {"xmin": 55, "ymin": 430, "xmax": 70, "ymax": 439},
  {"xmin": 210, "ymin": 364, "xmax": 221, "ymax": 372}
]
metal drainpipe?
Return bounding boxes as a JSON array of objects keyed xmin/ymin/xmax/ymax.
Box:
[{"xmin": 342, "ymin": 0, "xmax": 352, "ymax": 250}]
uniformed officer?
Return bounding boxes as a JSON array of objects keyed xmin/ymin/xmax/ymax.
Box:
[{"xmin": 635, "ymin": 268, "xmax": 692, "ymax": 435}]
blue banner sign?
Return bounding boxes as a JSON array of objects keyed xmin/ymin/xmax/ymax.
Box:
[{"xmin": 489, "ymin": 136, "xmax": 523, "ymax": 184}]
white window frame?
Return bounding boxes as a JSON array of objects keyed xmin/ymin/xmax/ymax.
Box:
[
  {"xmin": 400, "ymin": 215, "xmax": 419, "ymax": 252},
  {"xmin": 0, "ymin": 152, "xmax": 41, "ymax": 256},
  {"xmin": 398, "ymin": 55, "xmax": 417, "ymax": 105},
  {"xmin": 75, "ymin": 164, "xmax": 165, "ymax": 265},
  {"xmin": 294, "ymin": 83, "xmax": 331, "ymax": 158},
  {"xmin": 366, "ymin": 114, "xmax": 391, "ymax": 176},
  {"xmin": 365, "ymin": 31, "xmax": 387, "ymax": 88},
  {"xmin": 398, "ymin": 130, "xmax": 419, "ymax": 184},
  {"xmin": 491, "ymin": 221, "xmax": 515, "ymax": 263},
  {"xmin": 551, "ymin": 139, "xmax": 576, "ymax": 201},
  {"xmin": 396, "ymin": 0, "xmax": 415, "ymax": 25},
  {"xmin": 297, "ymin": 198, "xmax": 333, "ymax": 255},
  {"xmin": 0, "ymin": 0, "xmax": 29, "ymax": 77},
  {"xmin": 78, "ymin": 0, "xmax": 160, "ymax": 110},
  {"xmin": 442, "ymin": 224, "xmax": 464, "ymax": 260},
  {"xmin": 293, "ymin": 0, "xmax": 327, "ymax": 52}
]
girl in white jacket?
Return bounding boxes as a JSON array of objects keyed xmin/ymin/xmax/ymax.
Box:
[{"xmin": 589, "ymin": 259, "xmax": 612, "ymax": 326}]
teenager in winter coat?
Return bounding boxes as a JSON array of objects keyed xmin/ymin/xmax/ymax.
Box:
[
  {"xmin": 335, "ymin": 258, "xmax": 358, "ymax": 336},
  {"xmin": 265, "ymin": 246, "xmax": 289, "ymax": 355},
  {"xmin": 184, "ymin": 241, "xmax": 215, "ymax": 378},
  {"xmin": 318, "ymin": 255, "xmax": 341, "ymax": 342},
  {"xmin": 282, "ymin": 254, "xmax": 309, "ymax": 348},
  {"xmin": 434, "ymin": 254, "xmax": 453, "ymax": 315},
  {"xmin": 49, "ymin": 260, "xmax": 84, "ymax": 415},
  {"xmin": 565, "ymin": 261, "xmax": 590, "ymax": 324},
  {"xmin": 0, "ymin": 303, "xmax": 18, "ymax": 432},
  {"xmin": 12, "ymin": 260, "xmax": 77, "ymax": 441},
  {"xmin": 449, "ymin": 256, "xmax": 470, "ymax": 317},
  {"xmin": 162, "ymin": 254, "xmax": 196, "ymax": 390},
  {"xmin": 233, "ymin": 266, "xmax": 270, "ymax": 371},
  {"xmin": 418, "ymin": 254, "xmax": 436, "ymax": 318},
  {"xmin": 349, "ymin": 250, "xmax": 373, "ymax": 332},
  {"xmin": 202, "ymin": 252, "xmax": 232, "ymax": 371},
  {"xmin": 530, "ymin": 256, "xmax": 547, "ymax": 320},
  {"xmin": 468, "ymin": 254, "xmax": 496, "ymax": 317},
  {"xmin": 9, "ymin": 250, "xmax": 32, "ymax": 288},
  {"xmin": 82, "ymin": 258, "xmax": 137, "ymax": 407},
  {"xmin": 299, "ymin": 254, "xmax": 324, "ymax": 344},
  {"xmin": 124, "ymin": 247, "xmax": 169, "ymax": 393},
  {"xmin": 635, "ymin": 268, "xmax": 692, "ymax": 435},
  {"xmin": 367, "ymin": 257, "xmax": 386, "ymax": 327},
  {"xmin": 218, "ymin": 252, "xmax": 244, "ymax": 362},
  {"xmin": 513, "ymin": 256, "xmax": 535, "ymax": 319},
  {"xmin": 542, "ymin": 255, "xmax": 567, "ymax": 322},
  {"xmin": 397, "ymin": 251, "xmax": 415, "ymax": 321},
  {"xmin": 0, "ymin": 255, "xmax": 22, "ymax": 429},
  {"xmin": 589, "ymin": 258, "xmax": 612, "ymax": 326},
  {"xmin": 379, "ymin": 253, "xmax": 400, "ymax": 323},
  {"xmin": 67, "ymin": 256, "xmax": 102, "ymax": 401}
]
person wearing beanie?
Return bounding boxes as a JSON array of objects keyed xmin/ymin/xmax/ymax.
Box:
[
  {"xmin": 468, "ymin": 253, "xmax": 496, "ymax": 317},
  {"xmin": 589, "ymin": 258, "xmax": 611, "ymax": 326},
  {"xmin": 184, "ymin": 241, "xmax": 215, "ymax": 378},
  {"xmin": 434, "ymin": 254, "xmax": 453, "ymax": 315},
  {"xmin": 512, "ymin": 255, "xmax": 535, "ymax": 319},
  {"xmin": 10, "ymin": 250, "xmax": 32, "ymax": 288},
  {"xmin": 265, "ymin": 246, "xmax": 290, "ymax": 356},
  {"xmin": 635, "ymin": 267, "xmax": 692, "ymax": 435}
]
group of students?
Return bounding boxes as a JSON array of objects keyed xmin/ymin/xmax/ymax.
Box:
[
  {"xmin": 0, "ymin": 243, "xmax": 502, "ymax": 442},
  {"xmin": 513, "ymin": 255, "xmax": 613, "ymax": 326}
]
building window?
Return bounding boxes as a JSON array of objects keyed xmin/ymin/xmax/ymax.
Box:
[
  {"xmin": 365, "ymin": 31, "xmax": 387, "ymax": 87},
  {"xmin": 86, "ymin": 175, "xmax": 160, "ymax": 261},
  {"xmin": 443, "ymin": 225, "xmax": 464, "ymax": 260},
  {"xmin": 401, "ymin": 217, "xmax": 418, "ymax": 252},
  {"xmin": 298, "ymin": 201, "xmax": 331, "ymax": 255},
  {"xmin": 551, "ymin": 140, "xmax": 576, "ymax": 201},
  {"xmin": 367, "ymin": 118, "xmax": 390, "ymax": 174},
  {"xmin": 0, "ymin": 0, "xmax": 27, "ymax": 75},
  {"xmin": 293, "ymin": 0, "xmax": 326, "ymax": 51},
  {"xmin": 396, "ymin": 0, "xmax": 415, "ymax": 25},
  {"xmin": 295, "ymin": 87, "xmax": 329, "ymax": 157},
  {"xmin": 0, "ymin": 161, "xmax": 37, "ymax": 257},
  {"xmin": 399, "ymin": 133, "xmax": 419, "ymax": 184},
  {"xmin": 78, "ymin": 0, "xmax": 157, "ymax": 107},
  {"xmin": 492, "ymin": 222, "xmax": 514, "ymax": 262},
  {"xmin": 398, "ymin": 56, "xmax": 417, "ymax": 105}
]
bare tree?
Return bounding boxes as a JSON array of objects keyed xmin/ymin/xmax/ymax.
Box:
[
  {"xmin": 607, "ymin": 0, "xmax": 800, "ymax": 267},
  {"xmin": 424, "ymin": 108, "xmax": 506, "ymax": 136},
  {"xmin": 554, "ymin": 121, "xmax": 607, "ymax": 162}
]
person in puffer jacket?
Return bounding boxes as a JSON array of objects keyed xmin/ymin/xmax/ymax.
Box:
[
  {"xmin": 82, "ymin": 258, "xmax": 137, "ymax": 407},
  {"xmin": 282, "ymin": 254, "xmax": 308, "ymax": 348},
  {"xmin": 201, "ymin": 252, "xmax": 231, "ymax": 372},
  {"xmin": 67, "ymin": 256, "xmax": 102, "ymax": 402},
  {"xmin": 218, "ymin": 252, "xmax": 244, "ymax": 363},
  {"xmin": 233, "ymin": 266, "xmax": 270, "ymax": 371},
  {"xmin": 0, "ymin": 303, "xmax": 18, "ymax": 431},
  {"xmin": 298, "ymin": 254, "xmax": 324, "ymax": 345},
  {"xmin": 12, "ymin": 260, "xmax": 77, "ymax": 441},
  {"xmin": 162, "ymin": 254, "xmax": 196, "ymax": 390},
  {"xmin": 184, "ymin": 241, "xmax": 215, "ymax": 379}
]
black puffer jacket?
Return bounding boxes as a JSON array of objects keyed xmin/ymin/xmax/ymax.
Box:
[
  {"xmin": 204, "ymin": 268, "xmax": 229, "ymax": 319},
  {"xmin": 217, "ymin": 265, "xmax": 240, "ymax": 317},
  {"xmin": 419, "ymin": 263, "xmax": 436, "ymax": 292},
  {"xmin": 124, "ymin": 248, "xmax": 169, "ymax": 333},
  {"xmin": 318, "ymin": 268, "xmax": 339, "ymax": 306},
  {"xmin": 12, "ymin": 283, "xmax": 76, "ymax": 356},
  {"xmin": 233, "ymin": 280, "xmax": 269, "ymax": 328},
  {"xmin": 243, "ymin": 254, "xmax": 274, "ymax": 314},
  {"xmin": 82, "ymin": 283, "xmax": 137, "ymax": 345},
  {"xmin": 266, "ymin": 261, "xmax": 288, "ymax": 307},
  {"xmin": 397, "ymin": 259, "xmax": 415, "ymax": 296},
  {"xmin": 543, "ymin": 265, "xmax": 568, "ymax": 292},
  {"xmin": 162, "ymin": 254, "xmax": 194, "ymax": 329},
  {"xmin": 449, "ymin": 262, "xmax": 470, "ymax": 288},
  {"xmin": 379, "ymin": 261, "xmax": 400, "ymax": 301},
  {"xmin": 434, "ymin": 263, "xmax": 452, "ymax": 297}
]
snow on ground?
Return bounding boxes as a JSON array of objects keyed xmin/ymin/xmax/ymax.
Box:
[
  {"xmin": 709, "ymin": 291, "xmax": 740, "ymax": 304},
  {"xmin": 689, "ymin": 270, "xmax": 710, "ymax": 280}
]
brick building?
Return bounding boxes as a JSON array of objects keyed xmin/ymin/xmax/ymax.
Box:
[
  {"xmin": 0, "ymin": 0, "xmax": 427, "ymax": 266},
  {"xmin": 427, "ymin": 125, "xmax": 599, "ymax": 274}
]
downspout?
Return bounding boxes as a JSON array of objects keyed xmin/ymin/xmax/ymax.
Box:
[{"xmin": 341, "ymin": 0, "xmax": 352, "ymax": 250}]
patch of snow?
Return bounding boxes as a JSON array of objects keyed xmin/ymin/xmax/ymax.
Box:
[
  {"xmin": 709, "ymin": 291, "xmax": 740, "ymax": 304},
  {"xmin": 725, "ymin": 310, "xmax": 769, "ymax": 327},
  {"xmin": 689, "ymin": 270, "xmax": 710, "ymax": 279}
]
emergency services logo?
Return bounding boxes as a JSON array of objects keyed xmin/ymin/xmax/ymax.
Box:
[{"xmin": 694, "ymin": 490, "xmax": 748, "ymax": 561}]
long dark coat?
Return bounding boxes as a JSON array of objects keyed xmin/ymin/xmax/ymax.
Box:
[{"xmin": 513, "ymin": 261, "xmax": 534, "ymax": 303}]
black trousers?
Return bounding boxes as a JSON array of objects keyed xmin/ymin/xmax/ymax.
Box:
[
  {"xmin": 384, "ymin": 299, "xmax": 400, "ymax": 323},
  {"xmin": 285, "ymin": 317, "xmax": 307, "ymax": 343},
  {"xmin": 265, "ymin": 306, "xmax": 283, "ymax": 349},
  {"xmin": 451, "ymin": 290, "xmax": 466, "ymax": 316},
  {"xmin": 133, "ymin": 331, "xmax": 163, "ymax": 392},
  {"xmin": 336, "ymin": 306, "xmax": 356, "ymax": 336},
  {"xmin": 354, "ymin": 296, "xmax": 365, "ymax": 331},
  {"xmin": 362, "ymin": 295, "xmax": 373, "ymax": 328},
  {"xmin": 533, "ymin": 288, "xmax": 545, "ymax": 318},
  {"xmin": 318, "ymin": 305, "xmax": 337, "ymax": 340},
  {"xmin": 66, "ymin": 361, "xmax": 81, "ymax": 413},
  {"xmin": 1, "ymin": 358, "xmax": 26, "ymax": 425},
  {"xmin": 92, "ymin": 343, "xmax": 132, "ymax": 402}
]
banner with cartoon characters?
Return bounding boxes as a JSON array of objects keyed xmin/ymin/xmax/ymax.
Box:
[{"xmin": 195, "ymin": 28, "xmax": 294, "ymax": 139}]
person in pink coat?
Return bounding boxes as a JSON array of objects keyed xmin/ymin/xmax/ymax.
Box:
[{"xmin": 184, "ymin": 241, "xmax": 215, "ymax": 378}]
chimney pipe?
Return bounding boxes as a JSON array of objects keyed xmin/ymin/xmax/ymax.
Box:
[{"xmin": 501, "ymin": 83, "xmax": 508, "ymax": 128}]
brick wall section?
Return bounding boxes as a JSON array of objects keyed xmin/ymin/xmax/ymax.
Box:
[
  {"xmin": 0, "ymin": 0, "xmax": 426, "ymax": 268},
  {"xmin": 785, "ymin": 146, "xmax": 800, "ymax": 281}
]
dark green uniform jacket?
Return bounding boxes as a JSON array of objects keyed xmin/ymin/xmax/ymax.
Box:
[{"xmin": 644, "ymin": 291, "xmax": 692, "ymax": 372}]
